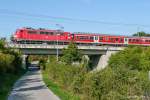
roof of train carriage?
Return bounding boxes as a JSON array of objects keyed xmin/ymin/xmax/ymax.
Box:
[
  {"xmin": 20, "ymin": 27, "xmax": 70, "ymax": 35},
  {"xmin": 19, "ymin": 27, "xmax": 150, "ymax": 38},
  {"xmin": 72, "ymin": 32, "xmax": 126, "ymax": 37}
]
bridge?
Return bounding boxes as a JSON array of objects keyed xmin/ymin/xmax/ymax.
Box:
[{"xmin": 7, "ymin": 43, "xmax": 125, "ymax": 70}]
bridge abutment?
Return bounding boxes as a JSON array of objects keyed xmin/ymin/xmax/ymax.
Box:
[
  {"xmin": 22, "ymin": 55, "xmax": 29, "ymax": 70},
  {"xmin": 93, "ymin": 51, "xmax": 118, "ymax": 70},
  {"xmin": 22, "ymin": 55, "xmax": 27, "ymax": 69}
]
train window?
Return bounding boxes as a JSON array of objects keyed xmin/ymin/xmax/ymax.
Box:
[
  {"xmin": 145, "ymin": 40, "xmax": 150, "ymax": 42},
  {"xmin": 40, "ymin": 31, "xmax": 45, "ymax": 34},
  {"xmin": 86, "ymin": 36, "xmax": 89, "ymax": 40},
  {"xmin": 125, "ymin": 38, "xmax": 128, "ymax": 42},
  {"xmin": 78, "ymin": 36, "xmax": 82, "ymax": 39},
  {"xmin": 116, "ymin": 38, "xmax": 119, "ymax": 41},
  {"xmin": 146, "ymin": 40, "xmax": 149, "ymax": 42},
  {"xmin": 120, "ymin": 38, "xmax": 123, "ymax": 42},
  {"xmin": 49, "ymin": 32, "xmax": 54, "ymax": 35},
  {"xmin": 28, "ymin": 31, "xmax": 37, "ymax": 34},
  {"xmin": 105, "ymin": 37, "xmax": 109, "ymax": 41},
  {"xmin": 129, "ymin": 39, "xmax": 132, "ymax": 42},
  {"xmin": 84, "ymin": 36, "xmax": 89, "ymax": 40},
  {"xmin": 110, "ymin": 38, "xmax": 113, "ymax": 41},
  {"xmin": 136, "ymin": 39, "xmax": 139, "ymax": 42},
  {"xmin": 95, "ymin": 36, "xmax": 98, "ymax": 40},
  {"xmin": 78, "ymin": 36, "xmax": 89, "ymax": 40},
  {"xmin": 90, "ymin": 36, "xmax": 94, "ymax": 40},
  {"xmin": 99, "ymin": 37, "xmax": 103, "ymax": 41},
  {"xmin": 20, "ymin": 30, "xmax": 23, "ymax": 32},
  {"xmin": 59, "ymin": 33, "xmax": 63, "ymax": 36},
  {"xmin": 45, "ymin": 32, "xmax": 49, "ymax": 35},
  {"xmin": 132, "ymin": 39, "xmax": 134, "ymax": 42}
]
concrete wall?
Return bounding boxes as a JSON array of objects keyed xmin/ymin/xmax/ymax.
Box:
[
  {"xmin": 94, "ymin": 51, "xmax": 118, "ymax": 70},
  {"xmin": 22, "ymin": 55, "xmax": 27, "ymax": 69},
  {"xmin": 20, "ymin": 49, "xmax": 107, "ymax": 55}
]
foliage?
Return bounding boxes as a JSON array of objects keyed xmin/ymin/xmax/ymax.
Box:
[
  {"xmin": 0, "ymin": 53, "xmax": 15, "ymax": 73},
  {"xmin": 61, "ymin": 42, "xmax": 81, "ymax": 64},
  {"xmin": 28, "ymin": 55, "xmax": 48, "ymax": 62},
  {"xmin": 0, "ymin": 39, "xmax": 25, "ymax": 99},
  {"xmin": 39, "ymin": 59, "xmax": 47, "ymax": 70},
  {"xmin": 133, "ymin": 31, "xmax": 150, "ymax": 37},
  {"xmin": 43, "ymin": 46, "xmax": 150, "ymax": 100},
  {"xmin": 109, "ymin": 46, "xmax": 150, "ymax": 71},
  {"xmin": 0, "ymin": 40, "xmax": 5, "ymax": 49},
  {"xmin": 108, "ymin": 46, "xmax": 150, "ymax": 99},
  {"xmin": 42, "ymin": 71, "xmax": 80, "ymax": 100}
]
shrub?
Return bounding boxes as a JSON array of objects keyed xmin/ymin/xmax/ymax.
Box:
[
  {"xmin": 61, "ymin": 42, "xmax": 81, "ymax": 64},
  {"xmin": 44, "ymin": 46, "xmax": 150, "ymax": 99},
  {"xmin": 0, "ymin": 53, "xmax": 15, "ymax": 73}
]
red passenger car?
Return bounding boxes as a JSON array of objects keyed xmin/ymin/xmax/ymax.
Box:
[
  {"xmin": 72, "ymin": 32, "xmax": 126, "ymax": 45},
  {"xmin": 128, "ymin": 37, "xmax": 150, "ymax": 46}
]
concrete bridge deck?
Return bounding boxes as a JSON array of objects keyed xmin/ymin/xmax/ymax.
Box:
[
  {"xmin": 7, "ymin": 44, "xmax": 125, "ymax": 55},
  {"xmin": 8, "ymin": 43, "xmax": 124, "ymax": 50},
  {"xmin": 7, "ymin": 43, "xmax": 125, "ymax": 70}
]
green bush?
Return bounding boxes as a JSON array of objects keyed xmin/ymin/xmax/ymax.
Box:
[
  {"xmin": 0, "ymin": 53, "xmax": 15, "ymax": 73},
  {"xmin": 0, "ymin": 40, "xmax": 5, "ymax": 50},
  {"xmin": 44, "ymin": 46, "xmax": 150, "ymax": 100},
  {"xmin": 61, "ymin": 42, "xmax": 81, "ymax": 64},
  {"xmin": 0, "ymin": 40, "xmax": 25, "ymax": 99},
  {"xmin": 0, "ymin": 40, "xmax": 23, "ymax": 74}
]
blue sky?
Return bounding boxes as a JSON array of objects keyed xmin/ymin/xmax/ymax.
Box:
[{"xmin": 0, "ymin": 0, "xmax": 150, "ymax": 38}]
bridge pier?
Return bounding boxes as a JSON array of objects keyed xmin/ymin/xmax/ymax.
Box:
[
  {"xmin": 22, "ymin": 55, "xmax": 29, "ymax": 70},
  {"xmin": 93, "ymin": 51, "xmax": 118, "ymax": 70},
  {"xmin": 22, "ymin": 55, "xmax": 27, "ymax": 69}
]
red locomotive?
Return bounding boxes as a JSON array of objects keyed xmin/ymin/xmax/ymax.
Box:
[{"xmin": 12, "ymin": 27, "xmax": 150, "ymax": 46}]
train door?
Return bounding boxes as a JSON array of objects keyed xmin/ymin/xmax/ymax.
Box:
[
  {"xmin": 94, "ymin": 36, "xmax": 99, "ymax": 43},
  {"xmin": 71, "ymin": 34, "xmax": 74, "ymax": 40},
  {"xmin": 124, "ymin": 38, "xmax": 128, "ymax": 44}
]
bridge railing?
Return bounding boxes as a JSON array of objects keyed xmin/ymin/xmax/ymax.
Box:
[{"xmin": 7, "ymin": 43, "xmax": 125, "ymax": 51}]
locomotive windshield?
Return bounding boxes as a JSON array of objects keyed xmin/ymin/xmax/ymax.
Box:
[{"xmin": 28, "ymin": 31, "xmax": 37, "ymax": 34}]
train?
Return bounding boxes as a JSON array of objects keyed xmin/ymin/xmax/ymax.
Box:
[{"xmin": 12, "ymin": 27, "xmax": 150, "ymax": 46}]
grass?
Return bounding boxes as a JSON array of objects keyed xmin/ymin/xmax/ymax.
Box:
[
  {"xmin": 0, "ymin": 70, "xmax": 26, "ymax": 100},
  {"xmin": 42, "ymin": 72, "xmax": 80, "ymax": 100}
]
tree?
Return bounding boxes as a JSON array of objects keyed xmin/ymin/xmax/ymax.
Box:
[
  {"xmin": 61, "ymin": 42, "xmax": 81, "ymax": 64},
  {"xmin": 0, "ymin": 40, "xmax": 5, "ymax": 50},
  {"xmin": 133, "ymin": 31, "xmax": 150, "ymax": 37}
]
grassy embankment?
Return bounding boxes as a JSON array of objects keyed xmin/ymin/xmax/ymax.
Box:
[
  {"xmin": 43, "ymin": 71, "xmax": 80, "ymax": 100},
  {"xmin": 42, "ymin": 46, "xmax": 150, "ymax": 100}
]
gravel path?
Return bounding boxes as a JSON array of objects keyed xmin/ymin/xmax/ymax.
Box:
[{"xmin": 8, "ymin": 68, "xmax": 60, "ymax": 100}]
